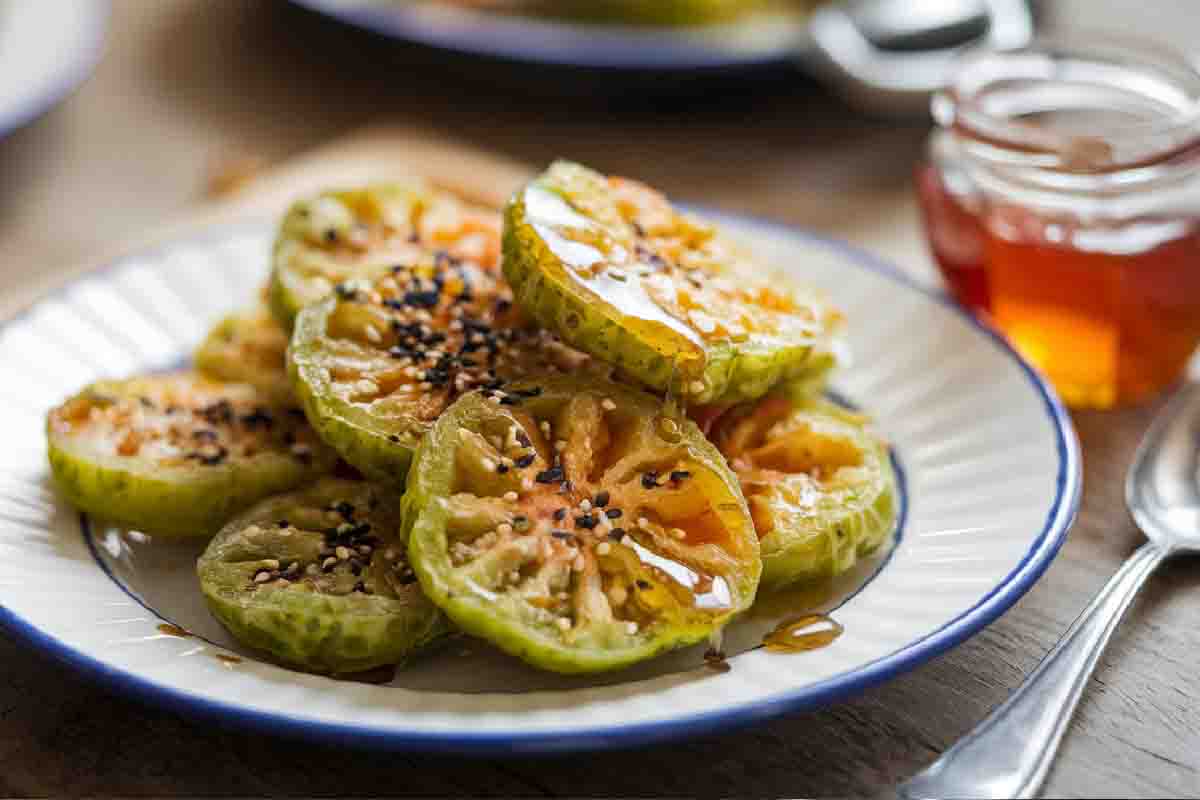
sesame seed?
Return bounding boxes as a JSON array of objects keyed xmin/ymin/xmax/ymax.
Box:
[
  {"xmin": 689, "ymin": 380, "xmax": 706, "ymax": 395},
  {"xmin": 600, "ymin": 398, "xmax": 616, "ymax": 411},
  {"xmin": 357, "ymin": 544, "xmax": 373, "ymax": 555},
  {"xmin": 596, "ymin": 542, "xmax": 611, "ymax": 556},
  {"xmin": 276, "ymin": 578, "xmax": 291, "ymax": 587},
  {"xmin": 670, "ymin": 470, "xmax": 691, "ymax": 482},
  {"xmin": 608, "ymin": 585, "xmax": 627, "ymax": 606},
  {"xmin": 364, "ymin": 326, "xmax": 382, "ymax": 343},
  {"xmin": 521, "ymin": 477, "xmax": 534, "ymax": 491},
  {"xmin": 556, "ymin": 618, "xmax": 571, "ymax": 631},
  {"xmin": 502, "ymin": 490, "xmax": 519, "ymax": 502},
  {"xmin": 488, "ymin": 395, "xmax": 502, "ymax": 404},
  {"xmin": 572, "ymin": 554, "xmax": 585, "ymax": 571},
  {"xmin": 383, "ymin": 548, "xmax": 398, "ymax": 561},
  {"xmin": 253, "ymin": 571, "xmax": 271, "ymax": 584},
  {"xmin": 594, "ymin": 491, "xmax": 610, "ymax": 507},
  {"xmin": 263, "ymin": 559, "xmax": 280, "ymax": 569},
  {"xmin": 497, "ymin": 523, "xmax": 513, "ymax": 536},
  {"xmin": 606, "ymin": 508, "xmax": 622, "ymax": 519},
  {"xmin": 335, "ymin": 546, "xmax": 351, "ymax": 560},
  {"xmin": 306, "ymin": 563, "xmax": 320, "ymax": 576},
  {"xmin": 670, "ymin": 527, "xmax": 687, "ymax": 540},
  {"xmin": 553, "ymin": 508, "xmax": 567, "ymax": 522},
  {"xmin": 626, "ymin": 621, "xmax": 639, "ymax": 635},
  {"xmin": 481, "ymin": 457, "xmax": 496, "ymax": 472},
  {"xmin": 579, "ymin": 499, "xmax": 592, "ymax": 512},
  {"xmin": 539, "ymin": 421, "xmax": 551, "ymax": 436},
  {"xmin": 554, "ymin": 440, "xmax": 566, "ymax": 452},
  {"xmin": 637, "ymin": 517, "xmax": 651, "ymax": 530}
]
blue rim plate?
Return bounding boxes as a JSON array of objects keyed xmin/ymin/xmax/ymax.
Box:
[
  {"xmin": 0, "ymin": 213, "xmax": 1080, "ymax": 754},
  {"xmin": 289, "ymin": 0, "xmax": 809, "ymax": 71},
  {"xmin": 0, "ymin": 1, "xmax": 107, "ymax": 139}
]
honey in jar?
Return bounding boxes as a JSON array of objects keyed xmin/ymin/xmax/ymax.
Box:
[{"xmin": 917, "ymin": 37, "xmax": 1200, "ymax": 408}]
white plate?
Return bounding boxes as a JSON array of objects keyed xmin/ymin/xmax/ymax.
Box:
[
  {"xmin": 0, "ymin": 214, "xmax": 1080, "ymax": 753},
  {"xmin": 0, "ymin": 1, "xmax": 107, "ymax": 138}
]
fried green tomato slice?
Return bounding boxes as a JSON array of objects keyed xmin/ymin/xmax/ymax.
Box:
[
  {"xmin": 198, "ymin": 478, "xmax": 451, "ymax": 674},
  {"xmin": 503, "ymin": 160, "xmax": 843, "ymax": 405},
  {"xmin": 404, "ymin": 377, "xmax": 761, "ymax": 674},
  {"xmin": 269, "ymin": 182, "xmax": 501, "ymax": 328},
  {"xmin": 289, "ymin": 249, "xmax": 605, "ymax": 484},
  {"xmin": 194, "ymin": 304, "xmax": 292, "ymax": 403},
  {"xmin": 46, "ymin": 372, "xmax": 336, "ymax": 539},
  {"xmin": 707, "ymin": 395, "xmax": 897, "ymax": 589}
]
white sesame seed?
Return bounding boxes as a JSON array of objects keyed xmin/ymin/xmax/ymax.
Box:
[
  {"xmin": 556, "ymin": 618, "xmax": 571, "ymax": 631},
  {"xmin": 364, "ymin": 325, "xmax": 382, "ymax": 343},
  {"xmin": 263, "ymin": 559, "xmax": 280, "ymax": 569},
  {"xmin": 521, "ymin": 477, "xmax": 534, "ymax": 492},
  {"xmin": 579, "ymin": 499, "xmax": 592, "ymax": 512},
  {"xmin": 626, "ymin": 621, "xmax": 639, "ymax": 635},
  {"xmin": 488, "ymin": 395, "xmax": 502, "ymax": 404},
  {"xmin": 671, "ymin": 527, "xmax": 687, "ymax": 540},
  {"xmin": 419, "ymin": 381, "xmax": 433, "ymax": 391},
  {"xmin": 244, "ymin": 525, "xmax": 262, "ymax": 536},
  {"xmin": 481, "ymin": 457, "xmax": 496, "ymax": 472},
  {"xmin": 497, "ymin": 523, "xmax": 513, "ymax": 536},
  {"xmin": 276, "ymin": 578, "xmax": 291, "ymax": 587},
  {"xmin": 322, "ymin": 556, "xmax": 338, "ymax": 569},
  {"xmin": 335, "ymin": 546, "xmax": 351, "ymax": 560},
  {"xmin": 508, "ymin": 570, "xmax": 520, "ymax": 584},
  {"xmin": 539, "ymin": 421, "xmax": 551, "ymax": 436},
  {"xmin": 306, "ymin": 564, "xmax": 320, "ymax": 576},
  {"xmin": 689, "ymin": 380, "xmax": 706, "ymax": 395},
  {"xmin": 383, "ymin": 548, "xmax": 398, "ymax": 561},
  {"xmin": 254, "ymin": 571, "xmax": 271, "ymax": 584},
  {"xmin": 502, "ymin": 490, "xmax": 518, "ymax": 503},
  {"xmin": 554, "ymin": 439, "xmax": 566, "ymax": 451},
  {"xmin": 637, "ymin": 516, "xmax": 651, "ymax": 530},
  {"xmin": 600, "ymin": 398, "xmax": 616, "ymax": 412},
  {"xmin": 596, "ymin": 541, "xmax": 611, "ymax": 556},
  {"xmin": 357, "ymin": 544, "xmax": 372, "ymax": 555}
]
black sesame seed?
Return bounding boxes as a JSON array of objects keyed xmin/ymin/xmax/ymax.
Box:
[
  {"xmin": 335, "ymin": 501, "xmax": 355, "ymax": 520},
  {"xmin": 608, "ymin": 528, "xmax": 626, "ymax": 540},
  {"xmin": 641, "ymin": 471, "xmax": 660, "ymax": 490},
  {"xmin": 387, "ymin": 434, "xmax": 401, "ymax": 443},
  {"xmin": 606, "ymin": 508, "xmax": 622, "ymax": 519},
  {"xmin": 535, "ymin": 466, "xmax": 564, "ymax": 484},
  {"xmin": 551, "ymin": 531, "xmax": 574, "ymax": 541},
  {"xmin": 353, "ymin": 581, "xmax": 368, "ymax": 593},
  {"xmin": 553, "ymin": 508, "xmax": 568, "ymax": 522},
  {"xmin": 334, "ymin": 283, "xmax": 357, "ymax": 300},
  {"xmin": 514, "ymin": 454, "xmax": 535, "ymax": 469},
  {"xmin": 560, "ymin": 480, "xmax": 573, "ymax": 494},
  {"xmin": 516, "ymin": 432, "xmax": 531, "ymax": 448},
  {"xmin": 670, "ymin": 470, "xmax": 691, "ymax": 482},
  {"xmin": 496, "ymin": 463, "xmax": 510, "ymax": 474},
  {"xmin": 636, "ymin": 579, "xmax": 651, "ymax": 590},
  {"xmin": 277, "ymin": 520, "xmax": 289, "ymax": 528},
  {"xmin": 575, "ymin": 515, "xmax": 598, "ymax": 530},
  {"xmin": 593, "ymin": 491, "xmax": 610, "ymax": 508}
]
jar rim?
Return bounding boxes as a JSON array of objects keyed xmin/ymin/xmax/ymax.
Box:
[{"xmin": 933, "ymin": 32, "xmax": 1200, "ymax": 174}]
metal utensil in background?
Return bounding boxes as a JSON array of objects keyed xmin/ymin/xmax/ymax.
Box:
[
  {"xmin": 807, "ymin": 0, "xmax": 1034, "ymax": 115},
  {"xmin": 899, "ymin": 383, "xmax": 1200, "ymax": 799}
]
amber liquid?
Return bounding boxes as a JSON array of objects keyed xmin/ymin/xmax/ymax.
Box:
[
  {"xmin": 761, "ymin": 613, "xmax": 843, "ymax": 653},
  {"xmin": 917, "ymin": 165, "xmax": 1200, "ymax": 408}
]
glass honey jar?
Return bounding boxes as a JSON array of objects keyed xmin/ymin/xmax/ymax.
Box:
[{"xmin": 917, "ymin": 36, "xmax": 1200, "ymax": 409}]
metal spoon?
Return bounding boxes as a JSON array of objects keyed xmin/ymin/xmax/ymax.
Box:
[{"xmin": 900, "ymin": 382, "xmax": 1200, "ymax": 800}]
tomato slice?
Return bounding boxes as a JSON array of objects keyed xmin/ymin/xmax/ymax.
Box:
[
  {"xmin": 46, "ymin": 372, "xmax": 336, "ymax": 538},
  {"xmin": 503, "ymin": 160, "xmax": 843, "ymax": 405},
  {"xmin": 404, "ymin": 376, "xmax": 761, "ymax": 674},
  {"xmin": 269, "ymin": 183, "xmax": 501, "ymax": 328},
  {"xmin": 199, "ymin": 478, "xmax": 451, "ymax": 674},
  {"xmin": 708, "ymin": 395, "xmax": 898, "ymax": 588}
]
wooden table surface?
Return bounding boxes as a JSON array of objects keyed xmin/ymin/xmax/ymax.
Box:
[{"xmin": 1, "ymin": 2, "xmax": 1198, "ymax": 797}]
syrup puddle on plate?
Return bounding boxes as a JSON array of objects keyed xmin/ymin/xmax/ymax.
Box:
[{"xmin": 761, "ymin": 613, "xmax": 844, "ymax": 653}]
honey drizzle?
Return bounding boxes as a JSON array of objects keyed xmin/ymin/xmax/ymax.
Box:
[{"xmin": 762, "ymin": 613, "xmax": 843, "ymax": 653}]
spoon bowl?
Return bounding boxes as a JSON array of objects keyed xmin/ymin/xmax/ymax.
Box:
[{"xmin": 1126, "ymin": 382, "xmax": 1200, "ymax": 552}]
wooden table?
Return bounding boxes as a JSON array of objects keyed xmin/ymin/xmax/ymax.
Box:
[{"xmin": 1, "ymin": 2, "xmax": 1197, "ymax": 796}]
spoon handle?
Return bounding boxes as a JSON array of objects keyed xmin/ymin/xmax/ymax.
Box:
[{"xmin": 899, "ymin": 541, "xmax": 1168, "ymax": 800}]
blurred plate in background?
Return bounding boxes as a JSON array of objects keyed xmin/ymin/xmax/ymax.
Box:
[
  {"xmin": 290, "ymin": 0, "xmax": 810, "ymax": 72},
  {"xmin": 0, "ymin": 0, "xmax": 107, "ymax": 139}
]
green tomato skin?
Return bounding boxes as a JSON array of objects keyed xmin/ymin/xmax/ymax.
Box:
[
  {"xmin": 198, "ymin": 479, "xmax": 452, "ymax": 674},
  {"xmin": 404, "ymin": 378, "xmax": 761, "ymax": 674},
  {"xmin": 288, "ymin": 295, "xmax": 419, "ymax": 485},
  {"xmin": 502, "ymin": 162, "xmax": 834, "ymax": 406}
]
